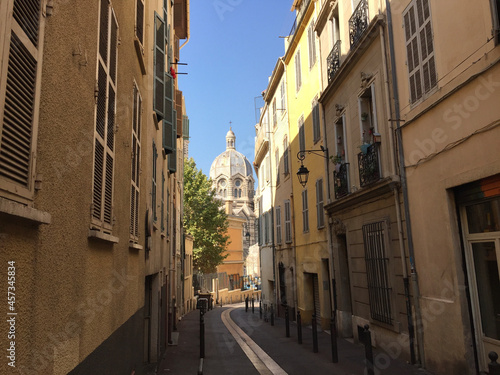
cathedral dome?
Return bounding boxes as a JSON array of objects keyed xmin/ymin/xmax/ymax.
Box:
[{"xmin": 209, "ymin": 129, "xmax": 253, "ymax": 181}]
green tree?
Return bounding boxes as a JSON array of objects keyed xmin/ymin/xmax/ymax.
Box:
[{"xmin": 183, "ymin": 158, "xmax": 230, "ymax": 274}]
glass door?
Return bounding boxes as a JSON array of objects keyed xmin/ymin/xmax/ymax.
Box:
[{"xmin": 462, "ymin": 197, "xmax": 500, "ymax": 371}]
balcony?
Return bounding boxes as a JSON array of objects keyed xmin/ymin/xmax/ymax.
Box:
[
  {"xmin": 349, "ymin": 0, "xmax": 368, "ymax": 48},
  {"xmin": 327, "ymin": 40, "xmax": 341, "ymax": 83},
  {"xmin": 254, "ymin": 126, "xmax": 269, "ymax": 166},
  {"xmin": 334, "ymin": 162, "xmax": 349, "ymax": 199},
  {"xmin": 358, "ymin": 143, "xmax": 380, "ymax": 187}
]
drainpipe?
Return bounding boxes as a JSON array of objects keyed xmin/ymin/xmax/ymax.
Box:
[
  {"xmin": 385, "ymin": 0, "xmax": 425, "ymax": 367},
  {"xmin": 379, "ymin": 22, "xmax": 416, "ymax": 365}
]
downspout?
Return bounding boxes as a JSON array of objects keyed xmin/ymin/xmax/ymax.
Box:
[
  {"xmin": 385, "ymin": 0, "xmax": 425, "ymax": 366},
  {"xmin": 379, "ymin": 22, "xmax": 416, "ymax": 365}
]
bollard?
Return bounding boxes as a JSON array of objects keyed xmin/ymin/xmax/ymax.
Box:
[
  {"xmin": 270, "ymin": 304, "xmax": 275, "ymax": 326},
  {"xmin": 285, "ymin": 304, "xmax": 290, "ymax": 338},
  {"xmin": 200, "ymin": 311, "xmax": 205, "ymax": 359},
  {"xmin": 312, "ymin": 314, "xmax": 318, "ymax": 353},
  {"xmin": 252, "ymin": 297, "xmax": 254, "ymax": 313},
  {"xmin": 264, "ymin": 304, "xmax": 268, "ymax": 322},
  {"xmin": 260, "ymin": 300, "xmax": 262, "ymax": 319},
  {"xmin": 245, "ymin": 296, "xmax": 248, "ymax": 312},
  {"xmin": 330, "ymin": 314, "xmax": 338, "ymax": 363},
  {"xmin": 361, "ymin": 325, "xmax": 374, "ymax": 375},
  {"xmin": 489, "ymin": 352, "xmax": 500, "ymax": 375},
  {"xmin": 297, "ymin": 311, "xmax": 302, "ymax": 345}
]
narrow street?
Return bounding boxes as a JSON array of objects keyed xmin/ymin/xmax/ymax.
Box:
[{"xmin": 157, "ymin": 303, "xmax": 432, "ymax": 375}]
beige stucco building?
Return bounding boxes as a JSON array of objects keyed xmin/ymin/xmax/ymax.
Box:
[
  {"xmin": 0, "ymin": 0, "xmax": 190, "ymax": 373},
  {"xmin": 391, "ymin": 0, "xmax": 500, "ymax": 373}
]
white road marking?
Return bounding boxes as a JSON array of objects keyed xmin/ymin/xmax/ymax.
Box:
[{"xmin": 221, "ymin": 307, "xmax": 288, "ymax": 375}]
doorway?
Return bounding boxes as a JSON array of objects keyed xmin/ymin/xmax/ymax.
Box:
[{"xmin": 460, "ymin": 196, "xmax": 500, "ymax": 371}]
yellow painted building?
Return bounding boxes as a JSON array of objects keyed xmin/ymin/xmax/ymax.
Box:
[{"xmin": 284, "ymin": 0, "xmax": 331, "ymax": 328}]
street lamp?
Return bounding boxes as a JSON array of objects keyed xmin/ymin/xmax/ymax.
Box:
[{"xmin": 296, "ymin": 147, "xmax": 329, "ymax": 187}]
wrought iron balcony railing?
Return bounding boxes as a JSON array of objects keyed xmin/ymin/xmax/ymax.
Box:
[
  {"xmin": 358, "ymin": 143, "xmax": 380, "ymax": 187},
  {"xmin": 327, "ymin": 40, "xmax": 341, "ymax": 83},
  {"xmin": 349, "ymin": 0, "xmax": 368, "ymax": 48},
  {"xmin": 333, "ymin": 162, "xmax": 349, "ymax": 199},
  {"xmin": 288, "ymin": 0, "xmax": 312, "ymax": 38}
]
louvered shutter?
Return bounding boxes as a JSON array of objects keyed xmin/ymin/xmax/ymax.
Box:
[
  {"xmin": 154, "ymin": 13, "xmax": 165, "ymax": 121},
  {"xmin": 92, "ymin": 0, "xmax": 117, "ymax": 229},
  {"xmin": 136, "ymin": 0, "xmax": 144, "ymax": 45},
  {"xmin": 285, "ymin": 200, "xmax": 291, "ymax": 243},
  {"xmin": 130, "ymin": 85, "xmax": 141, "ymax": 239},
  {"xmin": 316, "ymin": 179, "xmax": 324, "ymax": 228},
  {"xmin": 163, "ymin": 73, "xmax": 174, "ymax": 154},
  {"xmin": 0, "ymin": 0, "xmax": 43, "ymax": 195},
  {"xmin": 295, "ymin": 50, "xmax": 301, "ymax": 91},
  {"xmin": 168, "ymin": 109, "xmax": 177, "ymax": 173},
  {"xmin": 299, "ymin": 116, "xmax": 305, "ymax": 152},
  {"xmin": 404, "ymin": 0, "xmax": 436, "ymax": 104},
  {"xmin": 312, "ymin": 99, "xmax": 320, "ymax": 142}
]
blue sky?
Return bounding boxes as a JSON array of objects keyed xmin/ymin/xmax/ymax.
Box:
[{"xmin": 178, "ymin": 1, "xmax": 296, "ymax": 178}]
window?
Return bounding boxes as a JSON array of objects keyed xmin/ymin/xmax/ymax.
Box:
[
  {"xmin": 280, "ymin": 80, "xmax": 286, "ymax": 113},
  {"xmin": 161, "ymin": 172, "xmax": 165, "ymax": 232},
  {"xmin": 302, "ymin": 189, "xmax": 309, "ymax": 233},
  {"xmin": 362, "ymin": 221, "xmax": 392, "ymax": 325},
  {"xmin": 92, "ymin": 0, "xmax": 118, "ymax": 230},
  {"xmin": 312, "ymin": 96, "xmax": 320, "ymax": 143},
  {"xmin": 283, "ymin": 136, "xmax": 289, "ymax": 176},
  {"xmin": 298, "ymin": 116, "xmax": 305, "ymax": 152},
  {"xmin": 275, "ymin": 149, "xmax": 280, "ymax": 185},
  {"xmin": 403, "ymin": 0, "xmax": 437, "ymax": 104},
  {"xmin": 168, "ymin": 109, "xmax": 177, "ymax": 173},
  {"xmin": 264, "ymin": 211, "xmax": 269, "ymax": 244},
  {"xmin": 359, "ymin": 84, "xmax": 378, "ymax": 143},
  {"xmin": 273, "ymin": 98, "xmax": 277, "ymax": 127},
  {"xmin": 285, "ymin": 200, "xmax": 292, "ymax": 243},
  {"xmin": 316, "ymin": 179, "xmax": 325, "ymax": 228},
  {"xmin": 152, "ymin": 141, "xmax": 158, "ymax": 222},
  {"xmin": 308, "ymin": 22, "xmax": 317, "ymax": 68},
  {"xmin": 0, "ymin": 0, "xmax": 44, "ymax": 200},
  {"xmin": 135, "ymin": 0, "xmax": 145, "ymax": 45},
  {"xmin": 335, "ymin": 114, "xmax": 347, "ymax": 162},
  {"xmin": 276, "ymin": 206, "xmax": 282, "ymax": 245},
  {"xmin": 130, "ymin": 83, "xmax": 142, "ymax": 239},
  {"xmin": 153, "ymin": 13, "xmax": 165, "ymax": 121},
  {"xmin": 493, "ymin": 0, "xmax": 500, "ymax": 43},
  {"xmin": 295, "ymin": 49, "xmax": 302, "ymax": 92}
]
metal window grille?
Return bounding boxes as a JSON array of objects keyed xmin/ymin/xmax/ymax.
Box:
[{"xmin": 362, "ymin": 221, "xmax": 392, "ymax": 325}]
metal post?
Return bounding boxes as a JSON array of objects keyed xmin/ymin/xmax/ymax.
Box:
[
  {"xmin": 200, "ymin": 310, "xmax": 205, "ymax": 359},
  {"xmin": 297, "ymin": 311, "xmax": 302, "ymax": 344},
  {"xmin": 260, "ymin": 300, "xmax": 262, "ymax": 319},
  {"xmin": 252, "ymin": 297, "xmax": 254, "ymax": 313},
  {"xmin": 330, "ymin": 314, "xmax": 338, "ymax": 363},
  {"xmin": 362, "ymin": 325, "xmax": 374, "ymax": 375},
  {"xmin": 245, "ymin": 296, "xmax": 248, "ymax": 312},
  {"xmin": 489, "ymin": 352, "xmax": 500, "ymax": 375},
  {"xmin": 312, "ymin": 314, "xmax": 318, "ymax": 353},
  {"xmin": 285, "ymin": 304, "xmax": 290, "ymax": 338},
  {"xmin": 270, "ymin": 304, "xmax": 274, "ymax": 326}
]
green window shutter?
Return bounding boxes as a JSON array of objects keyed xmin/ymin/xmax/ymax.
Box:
[
  {"xmin": 153, "ymin": 13, "xmax": 165, "ymax": 121},
  {"xmin": 168, "ymin": 109, "xmax": 177, "ymax": 173},
  {"xmin": 182, "ymin": 115, "xmax": 189, "ymax": 139},
  {"xmin": 162, "ymin": 73, "xmax": 174, "ymax": 154}
]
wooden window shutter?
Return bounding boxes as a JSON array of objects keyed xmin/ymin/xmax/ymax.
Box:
[
  {"xmin": 176, "ymin": 89, "xmax": 183, "ymax": 137},
  {"xmin": 0, "ymin": 0, "xmax": 42, "ymax": 193},
  {"xmin": 136, "ymin": 0, "xmax": 145, "ymax": 45},
  {"xmin": 163, "ymin": 73, "xmax": 174, "ymax": 154},
  {"xmin": 299, "ymin": 116, "xmax": 305, "ymax": 152},
  {"xmin": 92, "ymin": 0, "xmax": 117, "ymax": 228},
  {"xmin": 313, "ymin": 98, "xmax": 320, "ymax": 142},
  {"xmin": 295, "ymin": 50, "xmax": 301, "ymax": 91},
  {"xmin": 154, "ymin": 13, "xmax": 165, "ymax": 121},
  {"xmin": 404, "ymin": 0, "xmax": 436, "ymax": 104},
  {"xmin": 168, "ymin": 109, "xmax": 177, "ymax": 173},
  {"xmin": 130, "ymin": 84, "xmax": 141, "ymax": 239}
]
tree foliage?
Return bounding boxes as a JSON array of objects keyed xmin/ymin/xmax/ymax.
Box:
[{"xmin": 183, "ymin": 158, "xmax": 230, "ymax": 274}]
